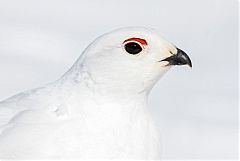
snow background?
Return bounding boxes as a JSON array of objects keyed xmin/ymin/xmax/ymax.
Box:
[{"xmin": 0, "ymin": 0, "xmax": 238, "ymax": 159}]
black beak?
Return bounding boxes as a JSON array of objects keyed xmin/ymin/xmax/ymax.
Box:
[{"xmin": 160, "ymin": 48, "xmax": 192, "ymax": 67}]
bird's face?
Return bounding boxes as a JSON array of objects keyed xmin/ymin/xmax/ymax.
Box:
[{"xmin": 80, "ymin": 27, "xmax": 191, "ymax": 94}]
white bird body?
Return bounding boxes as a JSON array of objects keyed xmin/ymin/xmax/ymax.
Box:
[{"xmin": 0, "ymin": 27, "xmax": 191, "ymax": 159}]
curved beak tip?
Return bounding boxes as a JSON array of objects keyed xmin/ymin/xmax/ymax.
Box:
[
  {"xmin": 161, "ymin": 48, "xmax": 192, "ymax": 68},
  {"xmin": 188, "ymin": 61, "xmax": 193, "ymax": 68}
]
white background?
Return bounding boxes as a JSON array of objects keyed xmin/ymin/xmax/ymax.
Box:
[{"xmin": 0, "ymin": 0, "xmax": 238, "ymax": 159}]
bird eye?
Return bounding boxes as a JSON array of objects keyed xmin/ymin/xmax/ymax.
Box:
[{"xmin": 124, "ymin": 42, "xmax": 143, "ymax": 55}]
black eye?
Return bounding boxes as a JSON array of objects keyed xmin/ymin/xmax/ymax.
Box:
[{"xmin": 124, "ymin": 42, "xmax": 143, "ymax": 55}]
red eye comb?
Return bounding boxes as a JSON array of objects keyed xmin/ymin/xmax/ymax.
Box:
[{"xmin": 123, "ymin": 38, "xmax": 148, "ymax": 45}]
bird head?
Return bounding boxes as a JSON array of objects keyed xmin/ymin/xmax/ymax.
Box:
[{"xmin": 69, "ymin": 27, "xmax": 192, "ymax": 95}]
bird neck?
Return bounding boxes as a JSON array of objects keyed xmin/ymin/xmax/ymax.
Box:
[
  {"xmin": 59, "ymin": 59, "xmax": 151, "ymax": 101},
  {"xmin": 56, "ymin": 69, "xmax": 149, "ymax": 117}
]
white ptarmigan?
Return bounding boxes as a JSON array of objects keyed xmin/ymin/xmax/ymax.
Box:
[{"xmin": 0, "ymin": 27, "xmax": 191, "ymax": 159}]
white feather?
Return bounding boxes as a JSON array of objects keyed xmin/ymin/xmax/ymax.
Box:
[{"xmin": 0, "ymin": 27, "xmax": 177, "ymax": 159}]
